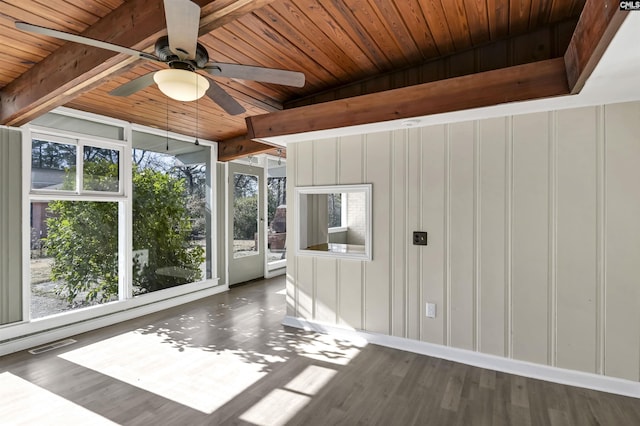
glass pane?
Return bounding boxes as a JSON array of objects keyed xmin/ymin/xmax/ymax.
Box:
[
  {"xmin": 233, "ymin": 173, "xmax": 258, "ymax": 259},
  {"xmin": 30, "ymin": 201, "xmax": 118, "ymax": 319},
  {"xmin": 328, "ymin": 193, "xmax": 342, "ymax": 227},
  {"xmin": 131, "ymin": 142, "xmax": 212, "ymax": 295},
  {"xmin": 267, "ymin": 159, "xmax": 286, "ymax": 265},
  {"xmin": 31, "ymin": 139, "xmax": 76, "ymax": 191},
  {"xmin": 83, "ymin": 146, "xmax": 120, "ymax": 192}
]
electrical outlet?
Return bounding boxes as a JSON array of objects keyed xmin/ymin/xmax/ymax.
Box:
[
  {"xmin": 413, "ymin": 231, "xmax": 427, "ymax": 246},
  {"xmin": 426, "ymin": 302, "xmax": 436, "ymax": 318}
]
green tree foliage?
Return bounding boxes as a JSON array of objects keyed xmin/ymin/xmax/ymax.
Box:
[
  {"xmin": 132, "ymin": 167, "xmax": 204, "ymax": 293},
  {"xmin": 46, "ymin": 199, "xmax": 118, "ymax": 303},
  {"xmin": 46, "ymin": 159, "xmax": 204, "ymax": 304},
  {"xmin": 233, "ymin": 173, "xmax": 258, "ymax": 240},
  {"xmin": 233, "ymin": 196, "xmax": 258, "ymax": 240}
]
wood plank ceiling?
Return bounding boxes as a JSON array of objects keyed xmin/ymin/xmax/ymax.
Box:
[{"xmin": 0, "ymin": 0, "xmax": 587, "ymax": 160}]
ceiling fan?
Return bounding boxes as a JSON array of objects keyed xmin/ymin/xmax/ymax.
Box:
[{"xmin": 14, "ymin": 0, "xmax": 305, "ymax": 115}]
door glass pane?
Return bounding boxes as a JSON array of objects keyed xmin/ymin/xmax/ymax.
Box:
[
  {"xmin": 267, "ymin": 159, "xmax": 286, "ymax": 265},
  {"xmin": 233, "ymin": 172, "xmax": 259, "ymax": 259},
  {"xmin": 30, "ymin": 200, "xmax": 118, "ymax": 319},
  {"xmin": 131, "ymin": 141, "xmax": 212, "ymax": 295},
  {"xmin": 83, "ymin": 146, "xmax": 120, "ymax": 192},
  {"xmin": 31, "ymin": 139, "xmax": 77, "ymax": 191}
]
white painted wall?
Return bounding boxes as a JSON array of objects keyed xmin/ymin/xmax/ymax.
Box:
[{"xmin": 286, "ymin": 100, "xmax": 640, "ymax": 383}]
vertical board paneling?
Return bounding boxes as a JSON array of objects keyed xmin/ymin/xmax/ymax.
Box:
[
  {"xmin": 478, "ymin": 117, "xmax": 507, "ymax": 357},
  {"xmin": 449, "ymin": 121, "xmax": 475, "ymax": 350},
  {"xmin": 286, "ymin": 143, "xmax": 298, "ymax": 317},
  {"xmin": 297, "ymin": 256, "xmax": 315, "ymax": 319},
  {"xmin": 313, "ymin": 140, "xmax": 338, "ymax": 322},
  {"xmin": 338, "ymin": 135, "xmax": 364, "ymax": 185},
  {"xmin": 0, "ymin": 128, "xmax": 22, "ymax": 325},
  {"xmin": 364, "ymin": 131, "xmax": 392, "ymax": 334},
  {"xmin": 392, "ymin": 130, "xmax": 407, "ymax": 337},
  {"xmin": 315, "ymin": 257, "xmax": 338, "ymax": 323},
  {"xmin": 313, "ymin": 139, "xmax": 338, "ymax": 186},
  {"xmin": 407, "ymin": 131, "xmax": 421, "ymax": 340},
  {"xmin": 338, "ymin": 259, "xmax": 363, "ymax": 328},
  {"xmin": 338, "ymin": 135, "xmax": 364, "ymax": 329},
  {"xmin": 288, "ymin": 101, "xmax": 640, "ymax": 383},
  {"xmin": 297, "ymin": 142, "xmax": 314, "ymax": 186},
  {"xmin": 556, "ymin": 107, "xmax": 598, "ymax": 374},
  {"xmin": 604, "ymin": 102, "xmax": 640, "ymax": 381},
  {"xmin": 420, "ymin": 125, "xmax": 446, "ymax": 345},
  {"xmin": 296, "ymin": 141, "xmax": 315, "ymax": 319},
  {"xmin": 511, "ymin": 112, "xmax": 550, "ymax": 365}
]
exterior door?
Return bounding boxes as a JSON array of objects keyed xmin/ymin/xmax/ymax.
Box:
[{"xmin": 228, "ymin": 162, "xmax": 265, "ymax": 285}]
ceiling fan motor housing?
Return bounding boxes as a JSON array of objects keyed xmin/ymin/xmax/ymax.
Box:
[{"xmin": 154, "ymin": 36, "xmax": 209, "ymax": 68}]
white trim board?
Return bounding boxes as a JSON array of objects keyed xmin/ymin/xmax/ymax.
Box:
[
  {"xmin": 282, "ymin": 316, "xmax": 640, "ymax": 399},
  {"xmin": 0, "ymin": 284, "xmax": 228, "ymax": 357}
]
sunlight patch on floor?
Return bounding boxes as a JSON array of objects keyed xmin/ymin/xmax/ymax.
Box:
[
  {"xmin": 0, "ymin": 372, "xmax": 117, "ymax": 425},
  {"xmin": 284, "ymin": 365, "xmax": 337, "ymax": 396},
  {"xmin": 239, "ymin": 389, "xmax": 311, "ymax": 426},
  {"xmin": 294, "ymin": 333, "xmax": 365, "ymax": 365},
  {"xmin": 240, "ymin": 364, "xmax": 338, "ymax": 425},
  {"xmin": 58, "ymin": 331, "xmax": 286, "ymax": 414}
]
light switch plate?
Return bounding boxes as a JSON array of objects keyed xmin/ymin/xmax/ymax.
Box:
[{"xmin": 413, "ymin": 231, "xmax": 427, "ymax": 246}]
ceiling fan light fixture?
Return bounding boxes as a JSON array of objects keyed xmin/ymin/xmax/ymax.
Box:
[{"xmin": 153, "ymin": 69, "xmax": 209, "ymax": 101}]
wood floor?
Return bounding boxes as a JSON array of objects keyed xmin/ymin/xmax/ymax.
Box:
[{"xmin": 1, "ymin": 276, "xmax": 639, "ymax": 425}]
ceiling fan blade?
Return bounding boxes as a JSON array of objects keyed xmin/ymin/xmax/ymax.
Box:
[
  {"xmin": 15, "ymin": 21, "xmax": 159, "ymax": 62},
  {"xmin": 204, "ymin": 62, "xmax": 305, "ymax": 88},
  {"xmin": 109, "ymin": 73, "xmax": 157, "ymax": 97},
  {"xmin": 163, "ymin": 0, "xmax": 200, "ymax": 60},
  {"xmin": 204, "ymin": 77, "xmax": 246, "ymax": 115}
]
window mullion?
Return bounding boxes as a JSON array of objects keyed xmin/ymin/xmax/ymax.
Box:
[
  {"xmin": 76, "ymin": 140, "xmax": 83, "ymax": 194},
  {"xmin": 120, "ymin": 124, "xmax": 133, "ymax": 301}
]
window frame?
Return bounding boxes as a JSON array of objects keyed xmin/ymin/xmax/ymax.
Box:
[
  {"xmin": 18, "ymin": 117, "xmax": 219, "ymax": 328},
  {"xmin": 295, "ymin": 184, "xmax": 372, "ymax": 261},
  {"xmin": 30, "ymin": 130, "xmax": 125, "ymax": 198}
]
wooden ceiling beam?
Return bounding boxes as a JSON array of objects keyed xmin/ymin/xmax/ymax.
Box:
[
  {"xmin": 218, "ymin": 135, "xmax": 284, "ymax": 161},
  {"xmin": 198, "ymin": 0, "xmax": 275, "ymax": 34},
  {"xmin": 0, "ymin": 0, "xmax": 275, "ymax": 126},
  {"xmin": 564, "ymin": 0, "xmax": 628, "ymax": 94},
  {"xmin": 246, "ymin": 58, "xmax": 570, "ymax": 139},
  {"xmin": 286, "ymin": 19, "xmax": 578, "ymax": 110}
]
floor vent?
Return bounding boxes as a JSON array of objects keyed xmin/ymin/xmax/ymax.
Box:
[{"xmin": 28, "ymin": 339, "xmax": 77, "ymax": 355}]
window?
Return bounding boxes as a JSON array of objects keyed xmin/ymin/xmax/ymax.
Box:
[
  {"xmin": 27, "ymin": 123, "xmax": 216, "ymax": 321},
  {"xmin": 233, "ymin": 172, "xmax": 259, "ymax": 259},
  {"xmin": 29, "ymin": 133, "xmax": 124, "ymax": 318},
  {"xmin": 327, "ymin": 193, "xmax": 342, "ymax": 228},
  {"xmin": 295, "ymin": 184, "xmax": 372, "ymax": 261},
  {"xmin": 31, "ymin": 138, "xmax": 77, "ymax": 191},
  {"xmin": 131, "ymin": 138, "xmax": 213, "ymax": 294},
  {"xmin": 30, "ymin": 200, "xmax": 119, "ymax": 318},
  {"xmin": 31, "ymin": 134, "xmax": 122, "ymax": 195},
  {"xmin": 266, "ymin": 158, "xmax": 287, "ymax": 268},
  {"xmin": 83, "ymin": 145, "xmax": 120, "ymax": 192}
]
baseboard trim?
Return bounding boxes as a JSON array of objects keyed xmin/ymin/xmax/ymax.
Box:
[
  {"xmin": 0, "ymin": 285, "xmax": 228, "ymax": 357},
  {"xmin": 282, "ymin": 316, "xmax": 640, "ymax": 399}
]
